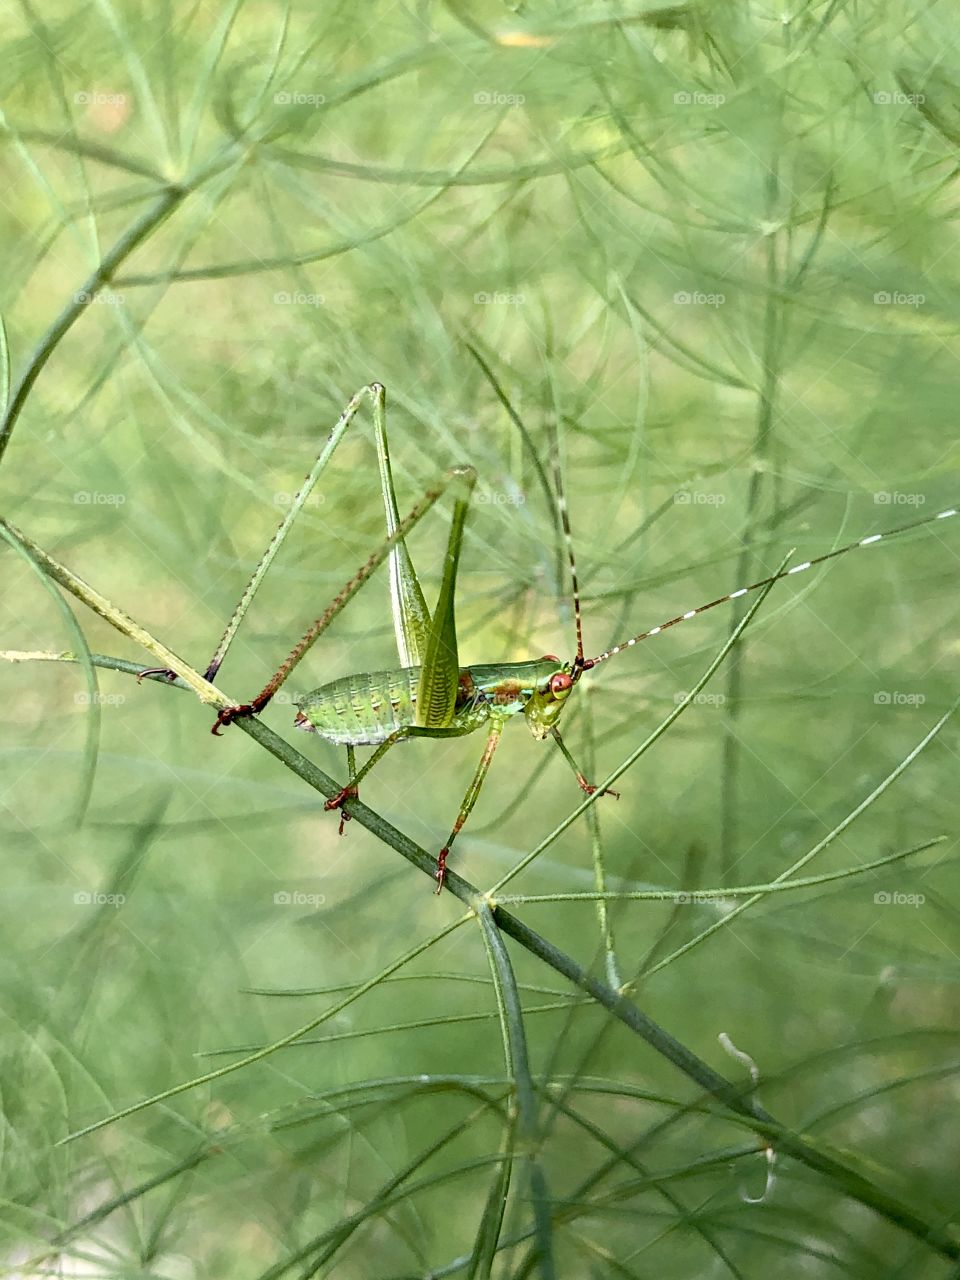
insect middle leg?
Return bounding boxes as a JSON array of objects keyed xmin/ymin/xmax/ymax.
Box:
[{"xmin": 434, "ymin": 719, "xmax": 504, "ymax": 893}]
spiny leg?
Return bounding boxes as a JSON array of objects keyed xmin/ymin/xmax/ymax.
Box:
[
  {"xmin": 436, "ymin": 720, "xmax": 504, "ymax": 894},
  {"xmin": 138, "ymin": 386, "xmax": 385, "ymax": 688},
  {"xmin": 211, "ymin": 465, "xmax": 476, "ymax": 734},
  {"xmin": 550, "ymin": 726, "xmax": 619, "ymax": 799}
]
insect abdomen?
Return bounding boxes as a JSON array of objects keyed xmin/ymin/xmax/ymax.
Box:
[{"xmin": 296, "ymin": 668, "xmax": 420, "ymax": 745}]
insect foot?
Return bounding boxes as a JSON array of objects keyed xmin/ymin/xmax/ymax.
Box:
[
  {"xmin": 211, "ymin": 703, "xmax": 256, "ymax": 735},
  {"xmin": 324, "ymin": 785, "xmax": 358, "ymax": 836},
  {"xmin": 435, "ymin": 847, "xmax": 450, "ymax": 894},
  {"xmin": 211, "ymin": 691, "xmax": 274, "ymax": 735},
  {"xmin": 584, "ymin": 783, "xmax": 620, "ymax": 799},
  {"xmin": 574, "ymin": 773, "xmax": 620, "ymax": 800}
]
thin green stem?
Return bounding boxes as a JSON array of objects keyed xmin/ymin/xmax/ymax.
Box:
[
  {"xmin": 0, "ymin": 313, "xmax": 9, "ymax": 411},
  {"xmin": 720, "ymin": 193, "xmax": 785, "ymax": 878},
  {"xmin": 582, "ymin": 686, "xmax": 620, "ymax": 988},
  {"xmin": 497, "ymin": 837, "xmax": 945, "ymax": 903},
  {"xmin": 0, "ymin": 185, "xmax": 185, "ymax": 466},
  {"xmin": 59, "ymin": 911, "xmax": 471, "ymax": 1143},
  {"xmin": 0, "ymin": 524, "xmax": 102, "ymax": 825},
  {"xmin": 239, "ymin": 714, "xmax": 960, "ymax": 1262},
  {"xmin": 489, "ymin": 906, "xmax": 960, "ymax": 1260},
  {"xmin": 0, "ymin": 519, "xmax": 228, "ymax": 707},
  {"xmin": 197, "ymin": 997, "xmax": 583, "ymax": 1057},
  {"xmin": 284, "ymin": 1103, "xmax": 501, "ymax": 1280},
  {"xmin": 0, "ymin": 123, "xmax": 168, "ymax": 181},
  {"xmin": 641, "ymin": 705, "xmax": 958, "ymax": 980}
]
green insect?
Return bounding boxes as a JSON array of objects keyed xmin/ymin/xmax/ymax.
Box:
[{"xmin": 156, "ymin": 384, "xmax": 958, "ymax": 892}]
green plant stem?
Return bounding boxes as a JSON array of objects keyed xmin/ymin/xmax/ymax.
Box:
[
  {"xmin": 498, "ymin": 836, "xmax": 945, "ymax": 903},
  {"xmin": 641, "ymin": 702, "xmax": 958, "ymax": 980},
  {"xmin": 0, "ymin": 519, "xmax": 228, "ymax": 706},
  {"xmin": 477, "ymin": 902, "xmax": 555, "ymax": 1280},
  {"xmin": 0, "ymin": 185, "xmax": 185, "ymax": 466}
]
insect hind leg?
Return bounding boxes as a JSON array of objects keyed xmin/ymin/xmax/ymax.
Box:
[{"xmin": 325, "ymin": 745, "xmax": 359, "ymax": 834}]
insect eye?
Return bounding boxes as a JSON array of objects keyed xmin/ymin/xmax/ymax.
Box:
[
  {"xmin": 540, "ymin": 653, "xmax": 560, "ymax": 662},
  {"xmin": 550, "ymin": 673, "xmax": 573, "ymax": 695}
]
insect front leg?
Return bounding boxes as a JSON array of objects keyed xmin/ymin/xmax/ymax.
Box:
[{"xmin": 549, "ymin": 726, "xmax": 620, "ymax": 800}]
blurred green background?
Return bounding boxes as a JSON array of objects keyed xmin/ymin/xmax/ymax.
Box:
[{"xmin": 2, "ymin": 2, "xmax": 960, "ymax": 1276}]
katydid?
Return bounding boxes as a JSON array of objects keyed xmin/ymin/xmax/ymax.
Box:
[{"xmin": 159, "ymin": 384, "xmax": 958, "ymax": 892}]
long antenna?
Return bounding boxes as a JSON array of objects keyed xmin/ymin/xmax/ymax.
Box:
[
  {"xmin": 582, "ymin": 505, "xmax": 959, "ymax": 671},
  {"xmin": 551, "ymin": 454, "xmax": 586, "ymax": 668}
]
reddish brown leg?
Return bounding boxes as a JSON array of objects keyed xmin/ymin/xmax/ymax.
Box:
[
  {"xmin": 323, "ymin": 746, "xmax": 359, "ymax": 835},
  {"xmin": 138, "ymin": 675, "xmax": 271, "ymax": 736},
  {"xmin": 210, "ymin": 690, "xmax": 274, "ymax": 736},
  {"xmin": 435, "ymin": 846, "xmax": 450, "ymax": 892},
  {"xmin": 324, "ymin": 787, "xmax": 357, "ymax": 835},
  {"xmin": 575, "ymin": 776, "xmax": 620, "ymax": 800}
]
